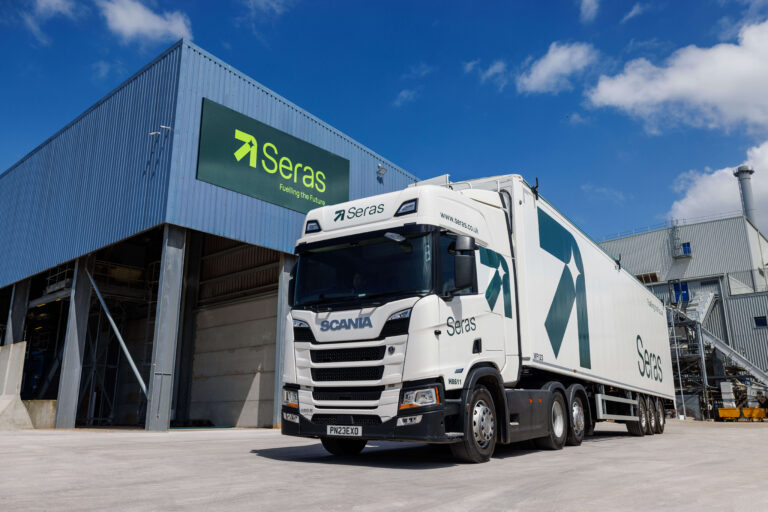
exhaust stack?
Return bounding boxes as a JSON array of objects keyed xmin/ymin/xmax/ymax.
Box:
[{"xmin": 734, "ymin": 165, "xmax": 756, "ymax": 224}]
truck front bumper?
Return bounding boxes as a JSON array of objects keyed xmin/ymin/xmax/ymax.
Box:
[{"xmin": 281, "ymin": 386, "xmax": 461, "ymax": 444}]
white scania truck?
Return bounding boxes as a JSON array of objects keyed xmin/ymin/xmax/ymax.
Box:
[{"xmin": 281, "ymin": 174, "xmax": 675, "ymax": 462}]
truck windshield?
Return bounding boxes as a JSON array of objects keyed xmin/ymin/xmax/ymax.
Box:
[{"xmin": 293, "ymin": 231, "xmax": 433, "ymax": 308}]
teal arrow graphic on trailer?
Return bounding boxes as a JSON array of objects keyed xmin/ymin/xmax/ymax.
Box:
[
  {"xmin": 479, "ymin": 247, "xmax": 512, "ymax": 319},
  {"xmin": 538, "ymin": 208, "xmax": 591, "ymax": 369}
]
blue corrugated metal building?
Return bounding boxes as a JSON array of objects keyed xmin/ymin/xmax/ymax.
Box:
[{"xmin": 0, "ymin": 40, "xmax": 418, "ymax": 431}]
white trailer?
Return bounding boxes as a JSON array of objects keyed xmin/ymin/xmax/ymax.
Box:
[{"xmin": 281, "ymin": 174, "xmax": 675, "ymax": 462}]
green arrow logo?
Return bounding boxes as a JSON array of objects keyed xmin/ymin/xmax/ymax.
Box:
[
  {"xmin": 333, "ymin": 210, "xmax": 345, "ymax": 222},
  {"xmin": 233, "ymin": 129, "xmax": 258, "ymax": 168}
]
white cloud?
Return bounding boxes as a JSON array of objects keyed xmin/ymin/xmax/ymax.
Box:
[
  {"xmin": 392, "ymin": 89, "xmax": 417, "ymax": 107},
  {"xmin": 22, "ymin": 0, "xmax": 77, "ymax": 45},
  {"xmin": 35, "ymin": 0, "xmax": 76, "ymax": 18},
  {"xmin": 516, "ymin": 42, "xmax": 598, "ymax": 94},
  {"xmin": 242, "ymin": 0, "xmax": 295, "ymax": 18},
  {"xmin": 402, "ymin": 63, "xmax": 435, "ymax": 80},
  {"xmin": 588, "ymin": 19, "xmax": 768, "ymax": 132},
  {"xmin": 96, "ymin": 0, "xmax": 192, "ymax": 43},
  {"xmin": 463, "ymin": 59, "xmax": 480, "ymax": 73},
  {"xmin": 668, "ymin": 140, "xmax": 768, "ymax": 232},
  {"xmin": 92, "ymin": 60, "xmax": 111, "ymax": 80},
  {"xmin": 480, "ymin": 60, "xmax": 509, "ymax": 91},
  {"xmin": 580, "ymin": 0, "xmax": 599, "ymax": 23},
  {"xmin": 568, "ymin": 112, "xmax": 588, "ymax": 124},
  {"xmin": 581, "ymin": 184, "xmax": 626, "ymax": 204},
  {"xmin": 621, "ymin": 3, "xmax": 646, "ymax": 24}
]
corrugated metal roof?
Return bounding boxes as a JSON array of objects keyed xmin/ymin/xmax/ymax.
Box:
[
  {"xmin": 600, "ymin": 216, "xmax": 753, "ymax": 281},
  {"xmin": 165, "ymin": 42, "xmax": 417, "ymax": 254},
  {"xmin": 0, "ymin": 43, "xmax": 183, "ymax": 288}
]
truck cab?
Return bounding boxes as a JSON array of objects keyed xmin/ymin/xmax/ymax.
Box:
[{"xmin": 281, "ymin": 182, "xmax": 519, "ymax": 455}]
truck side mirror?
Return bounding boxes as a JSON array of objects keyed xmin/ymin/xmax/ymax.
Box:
[
  {"xmin": 452, "ymin": 235, "xmax": 476, "ymax": 293},
  {"xmin": 453, "ymin": 254, "xmax": 475, "ymax": 292},
  {"xmin": 454, "ymin": 235, "xmax": 476, "ymax": 252}
]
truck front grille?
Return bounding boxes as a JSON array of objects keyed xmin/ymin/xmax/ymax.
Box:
[
  {"xmin": 311, "ymin": 414, "xmax": 383, "ymax": 426},
  {"xmin": 310, "ymin": 346, "xmax": 385, "ymax": 363},
  {"xmin": 311, "ymin": 366, "xmax": 384, "ymax": 382},
  {"xmin": 312, "ymin": 386, "xmax": 384, "ymax": 401}
]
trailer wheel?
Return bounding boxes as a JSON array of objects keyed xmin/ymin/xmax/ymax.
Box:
[
  {"xmin": 626, "ymin": 394, "xmax": 647, "ymax": 437},
  {"xmin": 566, "ymin": 394, "xmax": 586, "ymax": 446},
  {"xmin": 450, "ymin": 385, "xmax": 497, "ymax": 463},
  {"xmin": 654, "ymin": 398, "xmax": 665, "ymax": 434},
  {"xmin": 320, "ymin": 437, "xmax": 367, "ymax": 456},
  {"xmin": 645, "ymin": 397, "xmax": 657, "ymax": 435},
  {"xmin": 535, "ymin": 392, "xmax": 567, "ymax": 450}
]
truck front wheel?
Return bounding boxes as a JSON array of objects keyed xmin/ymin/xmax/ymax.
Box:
[
  {"xmin": 450, "ymin": 385, "xmax": 497, "ymax": 463},
  {"xmin": 320, "ymin": 437, "xmax": 367, "ymax": 456}
]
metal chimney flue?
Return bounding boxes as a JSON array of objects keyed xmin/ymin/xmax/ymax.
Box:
[{"xmin": 734, "ymin": 165, "xmax": 757, "ymax": 224}]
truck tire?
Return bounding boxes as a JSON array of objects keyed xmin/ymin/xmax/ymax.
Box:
[
  {"xmin": 654, "ymin": 398, "xmax": 665, "ymax": 434},
  {"xmin": 626, "ymin": 394, "xmax": 647, "ymax": 437},
  {"xmin": 566, "ymin": 394, "xmax": 586, "ymax": 446},
  {"xmin": 450, "ymin": 385, "xmax": 497, "ymax": 463},
  {"xmin": 320, "ymin": 437, "xmax": 367, "ymax": 456},
  {"xmin": 645, "ymin": 396, "xmax": 657, "ymax": 435},
  {"xmin": 534, "ymin": 392, "xmax": 567, "ymax": 450}
]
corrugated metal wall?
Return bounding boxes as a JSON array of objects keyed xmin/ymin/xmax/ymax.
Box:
[
  {"xmin": 600, "ymin": 217, "xmax": 753, "ymax": 282},
  {"xmin": 0, "ymin": 43, "xmax": 182, "ymax": 289},
  {"xmin": 166, "ymin": 42, "xmax": 417, "ymax": 254},
  {"xmin": 726, "ymin": 293, "xmax": 768, "ymax": 373}
]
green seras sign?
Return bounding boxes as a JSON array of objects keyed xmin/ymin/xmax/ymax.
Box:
[{"xmin": 196, "ymin": 98, "xmax": 350, "ymax": 214}]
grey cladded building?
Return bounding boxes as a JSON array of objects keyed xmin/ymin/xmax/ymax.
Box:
[
  {"xmin": 0, "ymin": 40, "xmax": 416, "ymax": 430},
  {"xmin": 599, "ymin": 168, "xmax": 768, "ymax": 382}
]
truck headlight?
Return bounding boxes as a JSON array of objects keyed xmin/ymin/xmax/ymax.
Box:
[
  {"xmin": 293, "ymin": 319, "xmax": 309, "ymax": 328},
  {"xmin": 387, "ymin": 309, "xmax": 411, "ymax": 322},
  {"xmin": 283, "ymin": 388, "xmax": 299, "ymax": 408},
  {"xmin": 399, "ymin": 387, "xmax": 439, "ymax": 410}
]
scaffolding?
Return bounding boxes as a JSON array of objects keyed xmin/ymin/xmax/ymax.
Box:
[{"xmin": 668, "ymin": 304, "xmax": 768, "ymax": 420}]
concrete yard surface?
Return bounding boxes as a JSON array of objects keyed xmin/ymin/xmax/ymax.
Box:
[{"xmin": 1, "ymin": 420, "xmax": 766, "ymax": 511}]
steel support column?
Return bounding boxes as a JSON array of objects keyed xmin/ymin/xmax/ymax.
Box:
[
  {"xmin": 3, "ymin": 279, "xmax": 31, "ymax": 346},
  {"xmin": 173, "ymin": 230, "xmax": 203, "ymax": 427},
  {"xmin": 55, "ymin": 258, "xmax": 94, "ymax": 428},
  {"xmin": 273, "ymin": 254, "xmax": 296, "ymax": 427},
  {"xmin": 145, "ymin": 225, "xmax": 186, "ymax": 431}
]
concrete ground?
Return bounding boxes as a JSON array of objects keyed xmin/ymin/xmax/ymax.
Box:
[{"xmin": 1, "ymin": 420, "xmax": 766, "ymax": 512}]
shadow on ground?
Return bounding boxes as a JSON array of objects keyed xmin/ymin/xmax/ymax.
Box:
[{"xmin": 251, "ymin": 437, "xmax": 564, "ymax": 468}]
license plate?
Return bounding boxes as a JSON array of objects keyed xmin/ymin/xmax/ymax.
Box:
[{"xmin": 326, "ymin": 425, "xmax": 362, "ymax": 437}]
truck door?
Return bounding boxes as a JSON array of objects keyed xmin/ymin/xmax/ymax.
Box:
[{"xmin": 437, "ymin": 232, "xmax": 508, "ymax": 384}]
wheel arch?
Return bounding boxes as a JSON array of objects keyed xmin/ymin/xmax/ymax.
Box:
[{"xmin": 462, "ymin": 363, "xmax": 509, "ymax": 444}]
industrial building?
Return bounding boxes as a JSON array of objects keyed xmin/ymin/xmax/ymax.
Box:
[
  {"xmin": 600, "ymin": 167, "xmax": 768, "ymax": 418},
  {"xmin": 0, "ymin": 40, "xmax": 416, "ymax": 431}
]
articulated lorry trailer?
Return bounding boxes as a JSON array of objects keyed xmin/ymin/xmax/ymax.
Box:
[{"xmin": 281, "ymin": 174, "xmax": 675, "ymax": 462}]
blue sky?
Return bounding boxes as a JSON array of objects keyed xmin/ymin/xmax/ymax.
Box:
[{"xmin": 2, "ymin": 0, "xmax": 768, "ymax": 239}]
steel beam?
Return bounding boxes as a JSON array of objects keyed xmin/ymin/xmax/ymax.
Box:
[
  {"xmin": 273, "ymin": 254, "xmax": 296, "ymax": 427},
  {"xmin": 3, "ymin": 279, "xmax": 30, "ymax": 346},
  {"xmin": 85, "ymin": 269, "xmax": 148, "ymax": 397},
  {"xmin": 55, "ymin": 258, "xmax": 94, "ymax": 428},
  {"xmin": 145, "ymin": 225, "xmax": 186, "ymax": 431}
]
